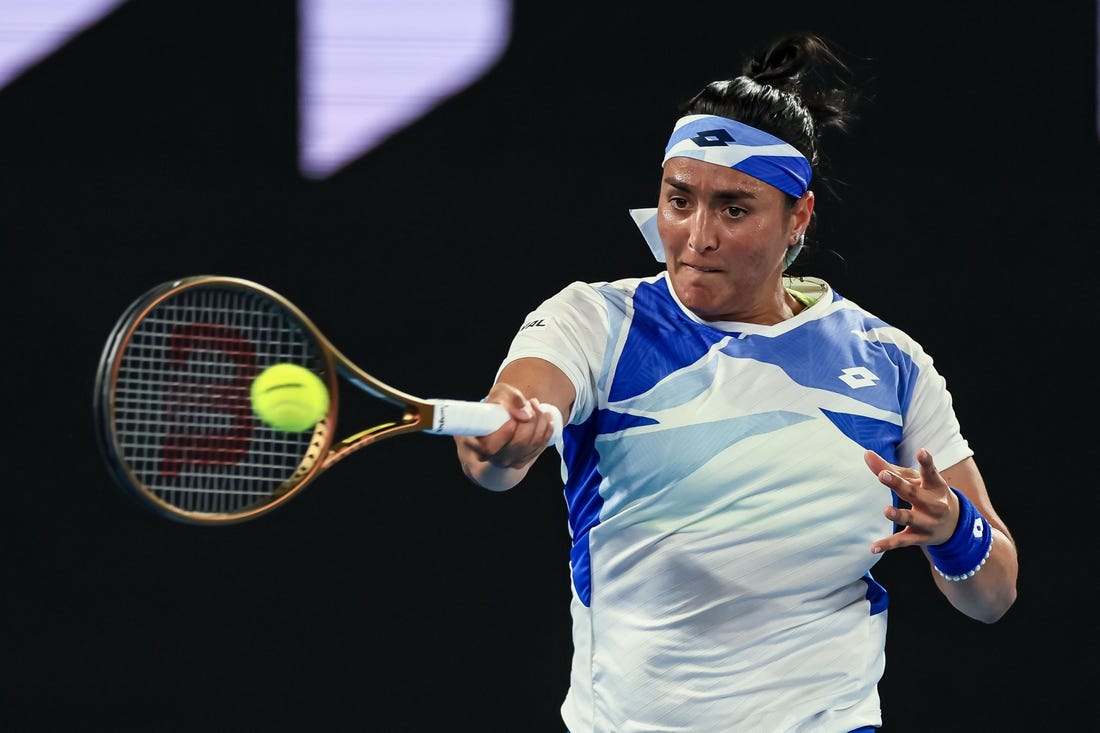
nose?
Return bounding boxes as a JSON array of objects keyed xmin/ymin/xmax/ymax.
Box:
[{"xmin": 687, "ymin": 208, "xmax": 719, "ymax": 253}]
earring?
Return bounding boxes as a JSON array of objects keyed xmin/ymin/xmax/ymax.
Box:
[{"xmin": 783, "ymin": 234, "xmax": 805, "ymax": 270}]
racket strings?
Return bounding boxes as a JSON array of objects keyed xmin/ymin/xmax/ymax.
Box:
[{"xmin": 112, "ymin": 286, "xmax": 323, "ymax": 515}]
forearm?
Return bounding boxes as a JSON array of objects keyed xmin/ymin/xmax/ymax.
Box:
[
  {"xmin": 927, "ymin": 525, "xmax": 1018, "ymax": 623},
  {"xmin": 458, "ymin": 445, "xmax": 532, "ymax": 492}
]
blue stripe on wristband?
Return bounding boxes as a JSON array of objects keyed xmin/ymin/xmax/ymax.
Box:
[{"xmin": 928, "ymin": 488, "xmax": 994, "ymax": 581}]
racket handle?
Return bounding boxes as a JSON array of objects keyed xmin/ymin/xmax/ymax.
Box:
[{"xmin": 426, "ymin": 399, "xmax": 563, "ymax": 445}]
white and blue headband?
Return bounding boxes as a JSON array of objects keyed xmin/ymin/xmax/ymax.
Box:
[{"xmin": 630, "ymin": 114, "xmax": 812, "ymax": 265}]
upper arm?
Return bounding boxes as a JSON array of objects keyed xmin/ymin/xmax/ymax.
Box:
[{"xmin": 496, "ymin": 357, "xmax": 576, "ymax": 426}]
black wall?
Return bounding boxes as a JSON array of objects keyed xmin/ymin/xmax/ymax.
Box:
[{"xmin": 5, "ymin": 1, "xmax": 1096, "ymax": 730}]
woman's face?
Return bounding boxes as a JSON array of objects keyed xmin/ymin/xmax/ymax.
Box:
[{"xmin": 656, "ymin": 157, "xmax": 813, "ymax": 324}]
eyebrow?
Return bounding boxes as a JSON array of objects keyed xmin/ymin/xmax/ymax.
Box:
[{"xmin": 662, "ymin": 176, "xmax": 758, "ymax": 201}]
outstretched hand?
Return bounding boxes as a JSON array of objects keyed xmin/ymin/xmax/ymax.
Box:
[
  {"xmin": 461, "ymin": 382, "xmax": 556, "ymax": 471},
  {"xmin": 865, "ymin": 448, "xmax": 961, "ymax": 555}
]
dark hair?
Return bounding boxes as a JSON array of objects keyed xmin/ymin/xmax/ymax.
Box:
[
  {"xmin": 679, "ymin": 32, "xmax": 860, "ymax": 269},
  {"xmin": 681, "ymin": 32, "xmax": 857, "ymax": 197}
]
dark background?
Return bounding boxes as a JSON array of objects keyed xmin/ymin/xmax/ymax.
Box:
[{"xmin": 4, "ymin": 1, "xmax": 1096, "ymax": 730}]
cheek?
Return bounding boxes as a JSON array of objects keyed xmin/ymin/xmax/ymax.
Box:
[{"xmin": 656, "ymin": 215, "xmax": 686, "ymax": 250}]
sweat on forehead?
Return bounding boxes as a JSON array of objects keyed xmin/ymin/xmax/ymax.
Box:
[{"xmin": 663, "ymin": 114, "xmax": 812, "ymax": 198}]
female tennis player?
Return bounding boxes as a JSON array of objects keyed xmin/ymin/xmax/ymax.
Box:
[{"xmin": 453, "ymin": 31, "xmax": 1018, "ymax": 732}]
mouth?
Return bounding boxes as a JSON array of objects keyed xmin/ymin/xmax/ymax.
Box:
[{"xmin": 682, "ymin": 262, "xmax": 721, "ymax": 273}]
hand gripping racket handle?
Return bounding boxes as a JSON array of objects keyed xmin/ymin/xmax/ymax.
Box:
[{"xmin": 425, "ymin": 399, "xmax": 563, "ymax": 445}]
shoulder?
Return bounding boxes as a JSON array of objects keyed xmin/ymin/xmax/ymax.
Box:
[
  {"xmin": 553, "ymin": 274, "xmax": 662, "ymax": 297},
  {"xmin": 541, "ymin": 274, "xmax": 663, "ymax": 312},
  {"xmin": 822, "ymin": 291, "xmax": 948, "ymax": 383},
  {"xmin": 793, "ymin": 280, "xmax": 938, "ymax": 364}
]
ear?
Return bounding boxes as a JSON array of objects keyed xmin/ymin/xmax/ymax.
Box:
[
  {"xmin": 792, "ymin": 190, "xmax": 815, "ymax": 235},
  {"xmin": 783, "ymin": 192, "xmax": 815, "ymax": 270}
]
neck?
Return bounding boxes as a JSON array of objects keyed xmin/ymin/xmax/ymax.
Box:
[{"xmin": 668, "ymin": 275, "xmax": 804, "ymax": 326}]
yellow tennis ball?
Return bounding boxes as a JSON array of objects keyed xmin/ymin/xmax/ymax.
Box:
[{"xmin": 250, "ymin": 363, "xmax": 329, "ymax": 432}]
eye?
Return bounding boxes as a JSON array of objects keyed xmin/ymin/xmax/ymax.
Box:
[
  {"xmin": 668, "ymin": 196, "xmax": 688, "ymax": 210},
  {"xmin": 724, "ymin": 205, "xmax": 747, "ymax": 219}
]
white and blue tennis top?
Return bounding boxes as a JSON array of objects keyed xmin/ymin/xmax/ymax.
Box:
[{"xmin": 498, "ymin": 273, "xmax": 973, "ymax": 733}]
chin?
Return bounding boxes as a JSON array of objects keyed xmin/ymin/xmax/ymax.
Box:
[{"xmin": 676, "ymin": 289, "xmax": 720, "ymax": 318}]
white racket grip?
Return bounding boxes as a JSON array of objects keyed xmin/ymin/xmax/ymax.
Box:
[{"xmin": 426, "ymin": 399, "xmax": 563, "ymax": 445}]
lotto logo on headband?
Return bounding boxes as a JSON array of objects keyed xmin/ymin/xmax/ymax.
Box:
[
  {"xmin": 663, "ymin": 114, "xmax": 812, "ymax": 198},
  {"xmin": 689, "ymin": 128, "xmax": 737, "ymax": 147}
]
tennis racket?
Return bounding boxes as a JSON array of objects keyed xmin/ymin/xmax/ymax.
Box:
[{"xmin": 94, "ymin": 275, "xmax": 562, "ymax": 525}]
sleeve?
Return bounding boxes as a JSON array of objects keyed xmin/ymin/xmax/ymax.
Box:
[
  {"xmin": 896, "ymin": 340, "xmax": 974, "ymax": 471},
  {"xmin": 494, "ymin": 281, "xmax": 611, "ymax": 426}
]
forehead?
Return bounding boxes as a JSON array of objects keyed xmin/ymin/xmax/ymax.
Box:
[{"xmin": 661, "ymin": 157, "xmax": 775, "ymax": 197}]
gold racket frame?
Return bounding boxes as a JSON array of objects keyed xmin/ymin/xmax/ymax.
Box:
[{"xmin": 97, "ymin": 275, "xmax": 439, "ymax": 525}]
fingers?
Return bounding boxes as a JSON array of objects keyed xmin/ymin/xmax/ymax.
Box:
[
  {"xmin": 914, "ymin": 448, "xmax": 947, "ymax": 491},
  {"xmin": 871, "ymin": 502, "xmax": 938, "ymax": 554},
  {"xmin": 863, "ymin": 449, "xmax": 889, "ymax": 475},
  {"xmin": 871, "ymin": 532, "xmax": 904, "ymax": 555},
  {"xmin": 472, "ymin": 388, "xmax": 555, "ymax": 469},
  {"xmin": 871, "ymin": 469, "xmax": 934, "ymax": 554},
  {"xmin": 869, "ymin": 447, "xmax": 957, "ymax": 555},
  {"xmin": 503, "ymin": 397, "xmax": 553, "ymax": 449},
  {"xmin": 886, "ymin": 449, "xmax": 950, "ymax": 508},
  {"xmin": 486, "ymin": 383, "xmax": 536, "ymax": 421},
  {"xmin": 866, "ymin": 449, "xmax": 918, "ymax": 483}
]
